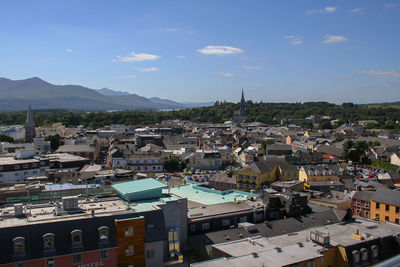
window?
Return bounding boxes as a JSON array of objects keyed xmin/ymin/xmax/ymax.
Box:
[
  {"xmin": 71, "ymin": 230, "xmax": 82, "ymax": 247},
  {"xmin": 98, "ymin": 226, "xmax": 109, "ymax": 241},
  {"xmin": 125, "ymin": 245, "xmax": 134, "ymax": 256},
  {"xmin": 46, "ymin": 258, "xmax": 55, "ymax": 267},
  {"xmin": 43, "ymin": 233, "xmax": 55, "ymax": 251},
  {"xmin": 366, "ymin": 202, "xmax": 370, "ymax": 208},
  {"xmin": 360, "ymin": 248, "xmax": 368, "ymax": 262},
  {"xmin": 240, "ymin": 216, "xmax": 247, "ymax": 223},
  {"xmin": 222, "ymin": 219, "xmax": 230, "ymax": 227},
  {"xmin": 385, "ymin": 216, "xmax": 389, "ymax": 221},
  {"xmin": 100, "ymin": 249, "xmax": 109, "ymax": 260},
  {"xmin": 146, "ymin": 249, "xmax": 155, "ymax": 259},
  {"xmin": 202, "ymin": 222, "xmax": 210, "ymax": 230},
  {"xmin": 371, "ymin": 245, "xmax": 379, "ymax": 258},
  {"xmin": 376, "ymin": 203, "xmax": 380, "ymax": 209},
  {"xmin": 23, "ymin": 164, "xmax": 28, "ymax": 168},
  {"xmin": 352, "ymin": 250, "xmax": 360, "ymax": 263},
  {"xmin": 125, "ymin": 226, "xmax": 134, "ymax": 237},
  {"xmin": 14, "ymin": 165, "xmax": 20, "ymax": 170},
  {"xmin": 13, "ymin": 237, "xmax": 25, "ymax": 255},
  {"xmin": 190, "ymin": 224, "xmax": 195, "ymax": 232},
  {"xmin": 73, "ymin": 254, "xmax": 82, "ymax": 264},
  {"xmin": 375, "ymin": 214, "xmax": 380, "ymax": 220},
  {"xmin": 396, "ymin": 207, "xmax": 400, "ymax": 213},
  {"xmin": 307, "ymin": 260, "xmax": 315, "ymax": 267},
  {"xmin": 15, "ymin": 263, "xmax": 25, "ymax": 267},
  {"xmin": 386, "ymin": 205, "xmax": 390, "ymax": 212},
  {"xmin": 365, "ymin": 211, "xmax": 369, "ymax": 219},
  {"xmin": 396, "ymin": 218, "xmax": 399, "ymax": 224}
]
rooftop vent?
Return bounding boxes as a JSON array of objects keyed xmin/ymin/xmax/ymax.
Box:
[
  {"xmin": 238, "ymin": 222, "xmax": 257, "ymax": 233},
  {"xmin": 275, "ymin": 247, "xmax": 282, "ymax": 253}
]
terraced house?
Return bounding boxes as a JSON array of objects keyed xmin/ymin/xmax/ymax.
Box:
[
  {"xmin": 370, "ymin": 189, "xmax": 400, "ymax": 224},
  {"xmin": 236, "ymin": 160, "xmax": 298, "ymax": 192},
  {"xmin": 299, "ymin": 165, "xmax": 346, "ymax": 182}
]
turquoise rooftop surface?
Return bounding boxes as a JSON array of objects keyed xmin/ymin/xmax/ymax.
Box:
[
  {"xmin": 112, "ymin": 178, "xmax": 168, "ymax": 195},
  {"xmin": 164, "ymin": 183, "xmax": 257, "ymax": 205},
  {"xmin": 128, "ymin": 195, "xmax": 181, "ymax": 212}
]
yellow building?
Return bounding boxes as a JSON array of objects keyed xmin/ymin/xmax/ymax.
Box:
[
  {"xmin": 237, "ymin": 160, "xmax": 298, "ymax": 191},
  {"xmin": 299, "ymin": 165, "xmax": 342, "ymax": 182},
  {"xmin": 370, "ymin": 189, "xmax": 400, "ymax": 224}
]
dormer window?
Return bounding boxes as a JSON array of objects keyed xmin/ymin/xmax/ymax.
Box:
[
  {"xmin": 98, "ymin": 226, "xmax": 109, "ymax": 242},
  {"xmin": 71, "ymin": 230, "xmax": 82, "ymax": 247},
  {"xmin": 43, "ymin": 233, "xmax": 55, "ymax": 251},
  {"xmin": 13, "ymin": 237, "xmax": 26, "ymax": 255}
]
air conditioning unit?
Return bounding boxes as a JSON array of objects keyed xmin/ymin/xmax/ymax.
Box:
[
  {"xmin": 14, "ymin": 204, "xmax": 24, "ymax": 217},
  {"xmin": 62, "ymin": 196, "xmax": 79, "ymax": 211},
  {"xmin": 310, "ymin": 230, "xmax": 330, "ymax": 246}
]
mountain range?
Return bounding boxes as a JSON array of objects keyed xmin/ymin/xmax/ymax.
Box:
[{"xmin": 0, "ymin": 77, "xmax": 213, "ymax": 111}]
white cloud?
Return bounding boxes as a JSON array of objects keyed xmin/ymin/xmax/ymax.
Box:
[
  {"xmin": 356, "ymin": 70, "xmax": 400, "ymax": 78},
  {"xmin": 241, "ymin": 65, "xmax": 261, "ymax": 71},
  {"xmin": 384, "ymin": 3, "xmax": 398, "ymax": 10},
  {"xmin": 135, "ymin": 67, "xmax": 159, "ymax": 72},
  {"xmin": 119, "ymin": 75, "xmax": 137, "ymax": 79},
  {"xmin": 163, "ymin": 27, "xmax": 181, "ymax": 32},
  {"xmin": 197, "ymin": 45, "xmax": 243, "ymax": 55},
  {"xmin": 284, "ymin": 35, "xmax": 303, "ymax": 46},
  {"xmin": 323, "ymin": 34, "xmax": 348, "ymax": 44},
  {"xmin": 114, "ymin": 51, "xmax": 159, "ymax": 62},
  {"xmin": 307, "ymin": 6, "xmax": 337, "ymax": 14},
  {"xmin": 350, "ymin": 7, "xmax": 364, "ymax": 14},
  {"xmin": 66, "ymin": 48, "xmax": 72, "ymax": 53},
  {"xmin": 214, "ymin": 72, "xmax": 235, "ymax": 77},
  {"xmin": 324, "ymin": 6, "xmax": 337, "ymax": 12},
  {"xmin": 177, "ymin": 56, "xmax": 185, "ymax": 59}
]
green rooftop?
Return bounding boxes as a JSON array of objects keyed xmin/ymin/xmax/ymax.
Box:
[
  {"xmin": 164, "ymin": 183, "xmax": 257, "ymax": 206},
  {"xmin": 112, "ymin": 178, "xmax": 168, "ymax": 202}
]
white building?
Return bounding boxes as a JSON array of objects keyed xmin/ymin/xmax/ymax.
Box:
[{"xmin": 113, "ymin": 152, "xmax": 164, "ymax": 173}]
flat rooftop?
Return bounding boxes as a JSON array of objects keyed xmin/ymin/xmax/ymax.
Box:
[
  {"xmin": 188, "ymin": 201, "xmax": 264, "ymax": 221},
  {"xmin": 0, "ymin": 197, "xmax": 130, "ymax": 228},
  {"xmin": 194, "ymin": 218, "xmax": 400, "ymax": 267},
  {"xmin": 165, "ymin": 182, "xmax": 257, "ymax": 206}
]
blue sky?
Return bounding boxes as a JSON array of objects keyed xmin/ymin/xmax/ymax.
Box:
[{"xmin": 0, "ymin": 1, "xmax": 399, "ymax": 103}]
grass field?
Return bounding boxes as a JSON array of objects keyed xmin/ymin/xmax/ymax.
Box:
[{"xmin": 369, "ymin": 160, "xmax": 399, "ymax": 172}]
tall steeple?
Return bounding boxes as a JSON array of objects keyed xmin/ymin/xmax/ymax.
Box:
[
  {"xmin": 239, "ymin": 89, "xmax": 246, "ymax": 116},
  {"xmin": 25, "ymin": 104, "xmax": 36, "ymax": 143}
]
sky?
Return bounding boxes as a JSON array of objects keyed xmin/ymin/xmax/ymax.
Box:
[{"xmin": 0, "ymin": 1, "xmax": 399, "ymax": 104}]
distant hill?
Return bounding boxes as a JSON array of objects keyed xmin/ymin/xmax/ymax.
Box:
[
  {"xmin": 182, "ymin": 101, "xmax": 214, "ymax": 108},
  {"xmin": 149, "ymin": 97, "xmax": 186, "ymax": 108},
  {"xmin": 96, "ymin": 88, "xmax": 130, "ymax": 96},
  {"xmin": 0, "ymin": 77, "xmax": 216, "ymax": 111}
]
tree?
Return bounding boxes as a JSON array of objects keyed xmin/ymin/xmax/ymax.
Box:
[
  {"xmin": 0, "ymin": 134, "xmax": 14, "ymax": 143},
  {"xmin": 45, "ymin": 134, "xmax": 61, "ymax": 151},
  {"xmin": 319, "ymin": 120, "xmax": 333, "ymax": 129}
]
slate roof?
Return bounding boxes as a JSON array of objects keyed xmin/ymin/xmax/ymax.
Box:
[
  {"xmin": 315, "ymin": 144, "xmax": 343, "ymax": 158},
  {"xmin": 56, "ymin": 144, "xmax": 95, "ymax": 153},
  {"xmin": 200, "ymin": 209, "xmax": 345, "ymax": 245},
  {"xmin": 248, "ymin": 160, "xmax": 277, "ymax": 173},
  {"xmin": 209, "ymin": 173, "xmax": 236, "ymax": 184},
  {"xmin": 372, "ymin": 188, "xmax": 400, "ymax": 206},
  {"xmin": 352, "ymin": 191, "xmax": 374, "ymax": 202}
]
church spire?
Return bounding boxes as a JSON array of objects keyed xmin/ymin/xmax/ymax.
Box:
[
  {"xmin": 240, "ymin": 89, "xmax": 246, "ymax": 116},
  {"xmin": 25, "ymin": 104, "xmax": 36, "ymax": 143}
]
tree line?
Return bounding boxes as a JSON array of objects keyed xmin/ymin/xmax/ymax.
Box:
[{"xmin": 0, "ymin": 102, "xmax": 398, "ymax": 130}]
